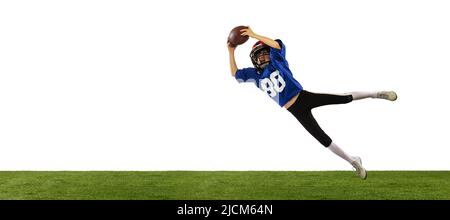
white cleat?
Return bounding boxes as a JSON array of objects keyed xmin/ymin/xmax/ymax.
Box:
[
  {"xmin": 376, "ymin": 91, "xmax": 398, "ymax": 101},
  {"xmin": 351, "ymin": 157, "xmax": 367, "ymax": 180}
]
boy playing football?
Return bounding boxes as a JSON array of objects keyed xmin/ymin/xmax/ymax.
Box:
[{"xmin": 227, "ymin": 27, "xmax": 397, "ymax": 180}]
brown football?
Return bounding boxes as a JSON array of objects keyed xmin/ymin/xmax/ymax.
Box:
[{"xmin": 227, "ymin": 26, "xmax": 249, "ymax": 47}]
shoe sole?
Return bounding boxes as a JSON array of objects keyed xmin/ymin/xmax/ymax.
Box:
[{"xmin": 390, "ymin": 92, "xmax": 398, "ymax": 101}]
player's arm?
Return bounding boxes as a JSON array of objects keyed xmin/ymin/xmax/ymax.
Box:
[
  {"xmin": 227, "ymin": 42, "xmax": 238, "ymax": 77},
  {"xmin": 240, "ymin": 27, "xmax": 281, "ymax": 50}
]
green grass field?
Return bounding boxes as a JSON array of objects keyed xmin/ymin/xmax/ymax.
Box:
[{"xmin": 0, "ymin": 171, "xmax": 449, "ymax": 200}]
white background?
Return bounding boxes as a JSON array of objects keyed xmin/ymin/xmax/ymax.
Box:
[{"xmin": 1, "ymin": 0, "xmax": 449, "ymax": 170}]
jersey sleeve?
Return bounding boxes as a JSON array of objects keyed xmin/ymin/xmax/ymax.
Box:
[
  {"xmin": 235, "ymin": 67, "xmax": 258, "ymax": 83},
  {"xmin": 269, "ymin": 39, "xmax": 286, "ymax": 61}
]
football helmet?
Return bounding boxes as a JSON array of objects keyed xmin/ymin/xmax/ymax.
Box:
[{"xmin": 250, "ymin": 41, "xmax": 271, "ymax": 73}]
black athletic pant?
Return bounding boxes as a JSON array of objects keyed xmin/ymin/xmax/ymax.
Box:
[{"xmin": 287, "ymin": 90, "xmax": 353, "ymax": 147}]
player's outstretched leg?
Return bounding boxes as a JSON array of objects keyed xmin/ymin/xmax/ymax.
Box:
[
  {"xmin": 289, "ymin": 105, "xmax": 368, "ymax": 180},
  {"xmin": 347, "ymin": 91, "xmax": 398, "ymax": 101}
]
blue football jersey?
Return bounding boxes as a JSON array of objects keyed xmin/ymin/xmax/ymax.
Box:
[{"xmin": 235, "ymin": 39, "xmax": 303, "ymax": 107}]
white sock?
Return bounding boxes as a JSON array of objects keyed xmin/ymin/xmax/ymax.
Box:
[
  {"xmin": 348, "ymin": 91, "xmax": 377, "ymax": 100},
  {"xmin": 327, "ymin": 142, "xmax": 356, "ymax": 164}
]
